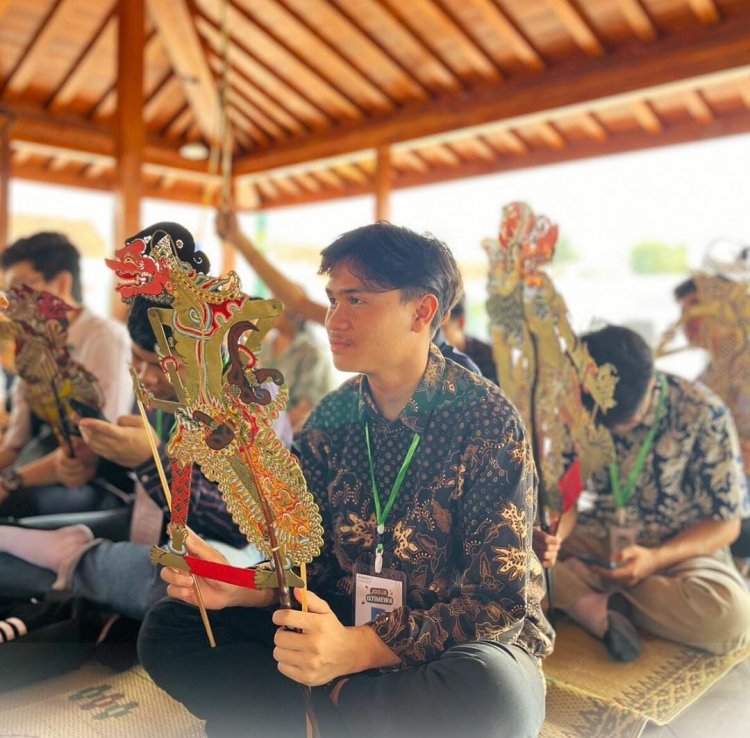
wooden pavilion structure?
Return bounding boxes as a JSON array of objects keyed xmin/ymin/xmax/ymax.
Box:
[{"xmin": 2, "ymin": 0, "xmax": 750, "ymax": 252}]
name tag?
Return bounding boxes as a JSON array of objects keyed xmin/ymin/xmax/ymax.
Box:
[{"xmin": 353, "ymin": 564, "xmax": 406, "ymax": 626}]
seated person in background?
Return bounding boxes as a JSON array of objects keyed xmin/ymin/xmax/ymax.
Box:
[
  {"xmin": 553, "ymin": 325, "xmax": 750, "ymax": 661},
  {"xmin": 264, "ymin": 309, "xmax": 334, "ymax": 435},
  {"xmin": 0, "ymin": 296, "xmax": 276, "ymax": 624},
  {"xmin": 138, "ymin": 222, "xmax": 553, "ymax": 738},
  {"xmin": 673, "ymin": 276, "xmax": 750, "ymax": 559},
  {"xmin": 0, "ymin": 232, "xmax": 132, "ymax": 517},
  {"xmin": 216, "ymin": 207, "xmax": 482, "ymax": 376},
  {"xmin": 440, "ymin": 295, "xmax": 498, "ymax": 383}
]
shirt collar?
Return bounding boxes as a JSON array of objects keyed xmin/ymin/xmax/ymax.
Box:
[
  {"xmin": 634, "ymin": 371, "xmax": 668, "ymax": 430},
  {"xmin": 357, "ymin": 344, "xmax": 446, "ymax": 433}
]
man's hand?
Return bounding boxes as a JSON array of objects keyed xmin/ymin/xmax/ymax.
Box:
[
  {"xmin": 78, "ymin": 415, "xmax": 154, "ymax": 468},
  {"xmin": 532, "ymin": 527, "xmax": 562, "ymax": 568},
  {"xmin": 596, "ymin": 544, "xmax": 662, "ymax": 587},
  {"xmin": 55, "ymin": 440, "xmax": 97, "ymax": 488},
  {"xmin": 215, "ymin": 208, "xmax": 242, "ymax": 244},
  {"xmin": 160, "ymin": 530, "xmax": 275, "ymax": 610},
  {"xmin": 272, "ymin": 590, "xmax": 359, "ymax": 686}
]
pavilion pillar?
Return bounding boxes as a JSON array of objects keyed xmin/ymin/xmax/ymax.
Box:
[
  {"xmin": 0, "ymin": 115, "xmax": 10, "ymax": 250},
  {"xmin": 113, "ymin": 0, "xmax": 144, "ymax": 320},
  {"xmin": 374, "ymin": 145, "xmax": 392, "ymax": 222}
]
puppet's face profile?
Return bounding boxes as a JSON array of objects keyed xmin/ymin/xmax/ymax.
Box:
[{"xmin": 106, "ymin": 236, "xmax": 171, "ymax": 301}]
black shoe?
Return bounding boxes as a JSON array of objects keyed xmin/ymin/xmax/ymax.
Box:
[{"xmin": 603, "ymin": 593, "xmax": 641, "ymax": 662}]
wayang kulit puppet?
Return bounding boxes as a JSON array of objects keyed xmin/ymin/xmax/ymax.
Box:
[
  {"xmin": 106, "ymin": 224, "xmax": 323, "ymax": 606},
  {"xmin": 0, "ymin": 285, "xmax": 104, "ymax": 456},
  {"xmin": 484, "ymin": 202, "xmax": 617, "ymax": 532}
]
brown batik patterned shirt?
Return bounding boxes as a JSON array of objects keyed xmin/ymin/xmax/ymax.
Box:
[{"xmin": 297, "ymin": 345, "xmax": 554, "ymax": 669}]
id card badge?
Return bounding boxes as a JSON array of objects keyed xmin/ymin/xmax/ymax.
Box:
[
  {"xmin": 608, "ymin": 523, "xmax": 638, "ymax": 559},
  {"xmin": 352, "ymin": 557, "xmax": 407, "ymax": 627}
]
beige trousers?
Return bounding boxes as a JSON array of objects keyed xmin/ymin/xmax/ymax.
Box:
[{"xmin": 555, "ymin": 530, "xmax": 750, "ymax": 655}]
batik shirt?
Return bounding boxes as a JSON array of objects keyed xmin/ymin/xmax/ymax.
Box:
[
  {"xmin": 578, "ymin": 372, "xmax": 746, "ymax": 551},
  {"xmin": 297, "ymin": 346, "xmax": 554, "ymax": 669}
]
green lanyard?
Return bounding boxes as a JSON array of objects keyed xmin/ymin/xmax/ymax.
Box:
[
  {"xmin": 609, "ymin": 374, "xmax": 668, "ymax": 511},
  {"xmin": 364, "ymin": 422, "xmax": 421, "ymax": 573},
  {"xmin": 155, "ymin": 410, "xmax": 164, "ymax": 441}
]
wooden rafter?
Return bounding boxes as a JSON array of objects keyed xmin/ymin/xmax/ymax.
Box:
[
  {"xmin": 226, "ymin": 87, "xmax": 284, "ymax": 141},
  {"xmin": 236, "ymin": 0, "xmax": 396, "ymax": 113},
  {"xmin": 437, "ymin": 0, "xmax": 545, "ymax": 71},
  {"xmin": 535, "ymin": 121, "xmax": 566, "ymax": 149},
  {"xmin": 483, "ymin": 128, "xmax": 528, "ymax": 154},
  {"xmin": 684, "ymin": 89, "xmax": 713, "ymax": 123},
  {"xmin": 147, "ymin": 0, "xmax": 220, "ymax": 142},
  {"xmin": 543, "ymin": 0, "xmax": 605, "ymax": 57},
  {"xmin": 46, "ymin": 9, "xmax": 117, "ymax": 110},
  {"xmin": 688, "ymin": 0, "xmax": 720, "ymax": 25},
  {"xmin": 737, "ymin": 78, "xmax": 750, "ymax": 109},
  {"xmin": 381, "ymin": 0, "xmax": 501, "ymax": 83},
  {"xmin": 161, "ymin": 105, "xmax": 193, "ymax": 139},
  {"xmin": 375, "ymin": 145, "xmax": 392, "ymax": 221},
  {"xmin": 618, "ymin": 0, "xmax": 658, "ymax": 42},
  {"xmin": 233, "ymin": 17, "xmax": 750, "ymax": 175},
  {"xmin": 1, "ymin": 0, "xmax": 67, "ymax": 97},
  {"xmin": 631, "ymin": 100, "xmax": 663, "ymax": 133},
  {"xmin": 578, "ymin": 113, "xmax": 608, "ymax": 141}
]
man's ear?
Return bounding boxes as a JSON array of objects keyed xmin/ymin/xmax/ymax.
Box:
[
  {"xmin": 413, "ymin": 293, "xmax": 439, "ymax": 333},
  {"xmin": 49, "ymin": 271, "xmax": 74, "ymax": 302}
]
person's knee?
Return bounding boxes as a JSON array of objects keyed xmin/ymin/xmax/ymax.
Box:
[
  {"xmin": 137, "ymin": 598, "xmax": 197, "ymax": 680},
  {"xmin": 439, "ymin": 643, "xmax": 544, "ymax": 738}
]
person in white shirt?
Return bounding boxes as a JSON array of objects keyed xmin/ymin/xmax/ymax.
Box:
[{"xmin": 0, "ymin": 232, "xmax": 132, "ymax": 517}]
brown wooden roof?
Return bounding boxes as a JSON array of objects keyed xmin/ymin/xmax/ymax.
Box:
[{"xmin": 3, "ymin": 0, "xmax": 750, "ymax": 210}]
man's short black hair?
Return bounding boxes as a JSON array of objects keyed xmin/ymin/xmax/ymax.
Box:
[
  {"xmin": 127, "ymin": 221, "xmax": 210, "ymax": 275},
  {"xmin": 673, "ymin": 278, "xmax": 696, "ymax": 301},
  {"xmin": 127, "ymin": 296, "xmax": 158, "ymax": 353},
  {"xmin": 1, "ymin": 232, "xmax": 82, "ymax": 302},
  {"xmin": 581, "ymin": 325, "xmax": 654, "ymax": 428},
  {"xmin": 319, "ymin": 222, "xmax": 461, "ymax": 330}
]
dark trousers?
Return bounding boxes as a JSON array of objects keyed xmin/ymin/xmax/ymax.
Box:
[{"xmin": 138, "ymin": 599, "xmax": 546, "ymax": 738}]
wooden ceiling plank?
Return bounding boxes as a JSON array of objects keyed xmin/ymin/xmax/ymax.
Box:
[
  {"xmin": 249, "ymin": 0, "xmax": 397, "ymax": 111},
  {"xmin": 232, "ymin": 16, "xmax": 750, "ymax": 175},
  {"xmin": 162, "ymin": 105, "xmax": 193, "ymax": 139},
  {"xmin": 271, "ymin": 176, "xmax": 302, "ymax": 197},
  {"xmin": 226, "ymin": 105, "xmax": 267, "ymax": 148},
  {"xmin": 280, "ymin": 0, "xmax": 427, "ymax": 102},
  {"xmin": 312, "ymin": 168, "xmax": 346, "ymax": 190},
  {"xmin": 333, "ymin": 162, "xmax": 368, "ymax": 185},
  {"xmin": 481, "ymin": 128, "xmax": 528, "ymax": 154},
  {"xmin": 1, "ymin": 0, "xmax": 67, "ymax": 97},
  {"xmin": 210, "ymin": 55, "xmax": 302, "ymax": 137},
  {"xmin": 147, "ymin": 0, "xmax": 220, "ymax": 142},
  {"xmin": 330, "ymin": 0, "xmax": 462, "ymax": 93},
  {"xmin": 631, "ymin": 100, "xmax": 663, "ymax": 133},
  {"xmin": 437, "ymin": 0, "xmax": 545, "ymax": 71},
  {"xmin": 196, "ymin": 13, "xmax": 330, "ymax": 130},
  {"xmin": 392, "ymin": 149, "xmax": 429, "ymax": 173},
  {"xmin": 535, "ymin": 121, "xmax": 567, "ymax": 149},
  {"xmin": 578, "ymin": 113, "xmax": 608, "ymax": 141},
  {"xmin": 688, "ymin": 0, "xmax": 720, "ymax": 24},
  {"xmin": 199, "ymin": 0, "xmax": 362, "ymax": 121},
  {"xmin": 291, "ymin": 172, "xmax": 322, "ymax": 193},
  {"xmin": 143, "ymin": 73, "xmax": 181, "ymax": 123},
  {"xmin": 46, "ymin": 9, "xmax": 117, "ymax": 110},
  {"xmin": 618, "ymin": 0, "xmax": 658, "ymax": 42},
  {"xmin": 684, "ymin": 89, "xmax": 714, "ymax": 123},
  {"xmin": 381, "ymin": 0, "xmax": 501, "ymax": 83},
  {"xmin": 226, "ymin": 88, "xmax": 285, "ymax": 141},
  {"xmin": 543, "ymin": 0, "xmax": 605, "ymax": 57}
]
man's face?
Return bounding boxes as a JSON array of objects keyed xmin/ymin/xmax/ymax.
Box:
[
  {"xmin": 4, "ymin": 260, "xmax": 63, "ymax": 298},
  {"xmin": 610, "ymin": 377, "xmax": 656, "ymax": 436},
  {"xmin": 131, "ymin": 343, "xmax": 175, "ymax": 400},
  {"xmin": 324, "ymin": 261, "xmax": 422, "ymax": 375}
]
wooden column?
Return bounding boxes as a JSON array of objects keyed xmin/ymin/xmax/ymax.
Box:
[
  {"xmin": 113, "ymin": 0, "xmax": 144, "ymax": 319},
  {"xmin": 374, "ymin": 145, "xmax": 392, "ymax": 222},
  {"xmin": 0, "ymin": 115, "xmax": 10, "ymax": 250}
]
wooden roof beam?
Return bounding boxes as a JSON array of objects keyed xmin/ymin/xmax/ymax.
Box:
[
  {"xmin": 618, "ymin": 0, "xmax": 658, "ymax": 42},
  {"xmin": 544, "ymin": 0, "xmax": 605, "ymax": 56},
  {"xmin": 233, "ymin": 16, "xmax": 750, "ymax": 175},
  {"xmin": 684, "ymin": 90, "xmax": 713, "ymax": 123},
  {"xmin": 737, "ymin": 78, "xmax": 750, "ymax": 109},
  {"xmin": 688, "ymin": 0, "xmax": 720, "ymax": 25},
  {"xmin": 578, "ymin": 113, "xmax": 608, "ymax": 141},
  {"xmin": 631, "ymin": 100, "xmax": 663, "ymax": 133},
  {"xmin": 147, "ymin": 0, "xmax": 220, "ymax": 142},
  {"xmin": 0, "ymin": 0, "xmax": 68, "ymax": 97}
]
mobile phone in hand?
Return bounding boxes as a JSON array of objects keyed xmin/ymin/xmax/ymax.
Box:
[
  {"xmin": 68, "ymin": 399, "xmax": 107, "ymax": 422},
  {"xmin": 576, "ymin": 554, "xmax": 622, "ymax": 570}
]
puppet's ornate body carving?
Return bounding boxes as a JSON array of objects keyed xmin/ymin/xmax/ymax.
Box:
[
  {"xmin": 107, "ymin": 232, "xmax": 323, "ymax": 571},
  {"xmin": 485, "ymin": 202, "xmax": 616, "ymax": 518}
]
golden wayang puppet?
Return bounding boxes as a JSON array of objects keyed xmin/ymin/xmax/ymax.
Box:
[
  {"xmin": 0, "ymin": 285, "xmax": 104, "ymax": 455},
  {"xmin": 484, "ymin": 201, "xmax": 617, "ymax": 531},
  {"xmin": 106, "ymin": 225, "xmax": 323, "ymax": 608}
]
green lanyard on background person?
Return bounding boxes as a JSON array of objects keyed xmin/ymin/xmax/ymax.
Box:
[
  {"xmin": 365, "ymin": 422, "xmax": 421, "ymax": 574},
  {"xmin": 609, "ymin": 373, "xmax": 668, "ymax": 516}
]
